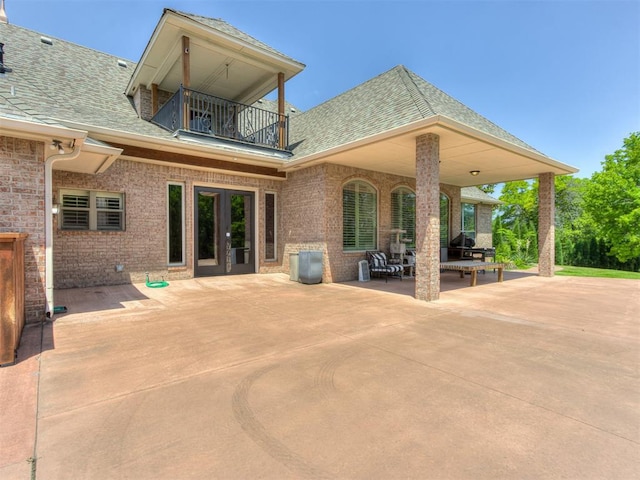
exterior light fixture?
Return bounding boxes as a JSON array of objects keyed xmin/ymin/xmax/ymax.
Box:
[
  {"xmin": 50, "ymin": 140, "xmax": 64, "ymax": 154},
  {"xmin": 469, "ymin": 170, "xmax": 480, "ymax": 176},
  {"xmin": 51, "ymin": 203, "xmax": 60, "ymax": 215}
]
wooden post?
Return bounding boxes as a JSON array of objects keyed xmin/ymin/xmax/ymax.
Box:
[
  {"xmin": 151, "ymin": 83, "xmax": 159, "ymax": 116},
  {"xmin": 278, "ymin": 72, "xmax": 285, "ymax": 149},
  {"xmin": 182, "ymin": 36, "xmax": 191, "ymax": 130}
]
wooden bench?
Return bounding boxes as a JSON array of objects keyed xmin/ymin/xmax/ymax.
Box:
[{"xmin": 440, "ymin": 261, "xmax": 504, "ymax": 287}]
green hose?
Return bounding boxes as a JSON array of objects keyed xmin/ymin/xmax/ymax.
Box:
[{"xmin": 145, "ymin": 273, "xmax": 169, "ymax": 288}]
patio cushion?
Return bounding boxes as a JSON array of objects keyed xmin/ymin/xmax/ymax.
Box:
[{"xmin": 367, "ymin": 251, "xmax": 403, "ymax": 282}]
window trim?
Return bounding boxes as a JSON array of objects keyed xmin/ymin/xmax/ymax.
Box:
[
  {"xmin": 391, "ymin": 186, "xmax": 416, "ymax": 248},
  {"xmin": 461, "ymin": 202, "xmax": 477, "ymax": 239},
  {"xmin": 59, "ymin": 189, "xmax": 125, "ymax": 231},
  {"xmin": 264, "ymin": 191, "xmax": 277, "ymax": 262},
  {"xmin": 167, "ymin": 182, "xmax": 185, "ymax": 266},
  {"xmin": 342, "ymin": 179, "xmax": 378, "ymax": 252},
  {"xmin": 440, "ymin": 193, "xmax": 450, "ymax": 248}
]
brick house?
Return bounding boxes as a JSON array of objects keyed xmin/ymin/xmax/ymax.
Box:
[{"xmin": 0, "ymin": 9, "xmax": 577, "ymax": 322}]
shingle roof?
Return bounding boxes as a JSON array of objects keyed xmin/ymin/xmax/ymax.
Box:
[
  {"xmin": 0, "ymin": 21, "xmax": 543, "ymax": 169},
  {"xmin": 460, "ymin": 187, "xmax": 502, "ymax": 205},
  {"xmin": 288, "ymin": 65, "xmax": 543, "ymax": 159},
  {"xmin": 169, "ymin": 9, "xmax": 302, "ymax": 66},
  {"xmin": 0, "ymin": 22, "xmax": 182, "ymax": 140},
  {"xmin": 0, "ymin": 21, "xmax": 295, "ymax": 146}
]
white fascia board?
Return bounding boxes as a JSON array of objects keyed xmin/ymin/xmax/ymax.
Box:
[
  {"xmin": 435, "ymin": 117, "xmax": 579, "ymax": 175},
  {"xmin": 166, "ymin": 13, "xmax": 305, "ymax": 74},
  {"xmin": 58, "ymin": 120, "xmax": 288, "ymax": 167},
  {"xmin": 0, "ymin": 116, "xmax": 87, "ymax": 143},
  {"xmin": 282, "ymin": 116, "xmax": 443, "ymax": 170},
  {"xmin": 283, "ymin": 115, "xmax": 578, "ymax": 175}
]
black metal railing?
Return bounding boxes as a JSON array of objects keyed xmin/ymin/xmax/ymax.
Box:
[{"xmin": 152, "ymin": 86, "xmax": 289, "ymax": 151}]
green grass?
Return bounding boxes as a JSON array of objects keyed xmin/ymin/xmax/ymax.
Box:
[{"xmin": 556, "ymin": 265, "xmax": 640, "ymax": 279}]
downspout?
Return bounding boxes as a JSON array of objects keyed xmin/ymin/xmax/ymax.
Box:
[{"xmin": 44, "ymin": 140, "xmax": 84, "ymax": 317}]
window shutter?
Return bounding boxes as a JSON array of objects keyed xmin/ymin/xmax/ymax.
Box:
[
  {"xmin": 391, "ymin": 187, "xmax": 416, "ymax": 248},
  {"xmin": 96, "ymin": 193, "xmax": 124, "ymax": 231},
  {"xmin": 343, "ymin": 181, "xmax": 377, "ymax": 251},
  {"xmin": 59, "ymin": 190, "xmax": 124, "ymax": 231},
  {"xmin": 61, "ymin": 192, "xmax": 90, "ymax": 230}
]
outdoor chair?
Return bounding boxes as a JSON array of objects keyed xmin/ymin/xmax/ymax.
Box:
[{"xmin": 366, "ymin": 251, "xmax": 403, "ymax": 282}]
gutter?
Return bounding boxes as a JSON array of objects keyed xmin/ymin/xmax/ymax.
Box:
[
  {"xmin": 282, "ymin": 115, "xmax": 579, "ymax": 174},
  {"xmin": 0, "ymin": 118, "xmax": 88, "ymax": 318},
  {"xmin": 44, "ymin": 138, "xmax": 85, "ymax": 317},
  {"xmin": 58, "ymin": 119, "xmax": 288, "ymax": 167}
]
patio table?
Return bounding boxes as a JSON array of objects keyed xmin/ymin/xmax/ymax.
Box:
[{"xmin": 440, "ymin": 261, "xmax": 505, "ymax": 287}]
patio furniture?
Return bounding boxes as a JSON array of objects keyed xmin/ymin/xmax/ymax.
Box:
[
  {"xmin": 448, "ymin": 246, "xmax": 496, "ymax": 262},
  {"xmin": 440, "ymin": 261, "xmax": 504, "ymax": 287},
  {"xmin": 366, "ymin": 251, "xmax": 403, "ymax": 282}
]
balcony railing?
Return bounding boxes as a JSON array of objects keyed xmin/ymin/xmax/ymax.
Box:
[{"xmin": 152, "ymin": 86, "xmax": 289, "ymax": 151}]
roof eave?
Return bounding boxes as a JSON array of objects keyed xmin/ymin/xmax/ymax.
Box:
[
  {"xmin": 57, "ymin": 119, "xmax": 290, "ymax": 168},
  {"xmin": 284, "ymin": 115, "xmax": 578, "ymax": 176},
  {"xmin": 125, "ymin": 9, "xmax": 305, "ymax": 96}
]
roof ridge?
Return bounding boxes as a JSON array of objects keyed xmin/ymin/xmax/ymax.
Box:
[
  {"xmin": 294, "ymin": 65, "xmax": 408, "ymax": 119},
  {"xmin": 405, "ymin": 68, "xmax": 543, "ymax": 154},
  {"xmin": 395, "ymin": 65, "xmax": 436, "ymax": 118}
]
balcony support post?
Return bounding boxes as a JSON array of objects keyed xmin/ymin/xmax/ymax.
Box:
[
  {"xmin": 278, "ymin": 72, "xmax": 285, "ymax": 149},
  {"xmin": 151, "ymin": 83, "xmax": 159, "ymax": 116},
  {"xmin": 182, "ymin": 36, "xmax": 191, "ymax": 130}
]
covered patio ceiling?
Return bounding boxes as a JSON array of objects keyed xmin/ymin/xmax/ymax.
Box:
[
  {"xmin": 125, "ymin": 9, "xmax": 305, "ymax": 106},
  {"xmin": 282, "ymin": 116, "xmax": 577, "ymax": 187}
]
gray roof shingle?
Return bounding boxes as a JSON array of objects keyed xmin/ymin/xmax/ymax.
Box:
[
  {"xmin": 0, "ymin": 21, "xmax": 543, "ymax": 169},
  {"xmin": 170, "ymin": 9, "xmax": 303, "ymax": 66},
  {"xmin": 460, "ymin": 186, "xmax": 502, "ymax": 204},
  {"xmin": 0, "ymin": 22, "xmax": 173, "ymax": 139},
  {"xmin": 288, "ymin": 65, "xmax": 543, "ymax": 159}
]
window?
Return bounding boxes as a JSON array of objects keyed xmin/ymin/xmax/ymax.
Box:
[
  {"xmin": 60, "ymin": 189, "xmax": 124, "ymax": 231},
  {"xmin": 343, "ymin": 180, "xmax": 377, "ymax": 251},
  {"xmin": 440, "ymin": 194, "xmax": 450, "ymax": 247},
  {"xmin": 461, "ymin": 202, "xmax": 476, "ymax": 239},
  {"xmin": 168, "ymin": 183, "xmax": 185, "ymax": 265},
  {"xmin": 265, "ymin": 192, "xmax": 277, "ymax": 261},
  {"xmin": 391, "ymin": 187, "xmax": 416, "ymax": 247}
]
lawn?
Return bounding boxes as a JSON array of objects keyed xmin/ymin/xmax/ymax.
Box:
[{"xmin": 556, "ymin": 265, "xmax": 640, "ymax": 279}]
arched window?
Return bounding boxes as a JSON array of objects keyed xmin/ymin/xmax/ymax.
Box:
[
  {"xmin": 391, "ymin": 187, "xmax": 416, "ymax": 247},
  {"xmin": 343, "ymin": 180, "xmax": 377, "ymax": 251},
  {"xmin": 440, "ymin": 193, "xmax": 450, "ymax": 247}
]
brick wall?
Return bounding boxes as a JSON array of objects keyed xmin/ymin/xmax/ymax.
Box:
[
  {"xmin": 53, "ymin": 159, "xmax": 284, "ymax": 288},
  {"xmin": 283, "ymin": 163, "xmax": 422, "ymax": 283},
  {"xmin": 2, "ymin": 132, "xmax": 492, "ymax": 299},
  {"xmin": 0, "ymin": 136, "xmax": 46, "ymax": 323},
  {"xmin": 282, "ymin": 162, "xmax": 480, "ymax": 284},
  {"xmin": 133, "ymin": 85, "xmax": 174, "ymax": 121},
  {"xmin": 475, "ymin": 203, "xmax": 493, "ymax": 248}
]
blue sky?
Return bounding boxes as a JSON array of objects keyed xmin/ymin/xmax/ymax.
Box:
[{"xmin": 4, "ymin": 0, "xmax": 639, "ymax": 179}]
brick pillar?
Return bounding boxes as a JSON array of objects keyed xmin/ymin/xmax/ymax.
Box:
[
  {"xmin": 538, "ymin": 172, "xmax": 555, "ymax": 277},
  {"xmin": 415, "ymin": 133, "xmax": 440, "ymax": 301}
]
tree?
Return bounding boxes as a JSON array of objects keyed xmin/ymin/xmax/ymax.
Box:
[{"xmin": 583, "ymin": 132, "xmax": 640, "ymax": 263}]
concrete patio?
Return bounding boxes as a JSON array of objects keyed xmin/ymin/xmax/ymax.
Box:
[{"xmin": 1, "ymin": 271, "xmax": 639, "ymax": 479}]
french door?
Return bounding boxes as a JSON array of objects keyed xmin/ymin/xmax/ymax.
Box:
[{"xmin": 194, "ymin": 187, "xmax": 255, "ymax": 276}]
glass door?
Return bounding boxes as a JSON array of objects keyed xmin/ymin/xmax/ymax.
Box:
[{"xmin": 194, "ymin": 187, "xmax": 254, "ymax": 276}]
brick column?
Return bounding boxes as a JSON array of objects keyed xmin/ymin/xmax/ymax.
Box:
[
  {"xmin": 538, "ymin": 172, "xmax": 555, "ymax": 277},
  {"xmin": 415, "ymin": 133, "xmax": 440, "ymax": 301}
]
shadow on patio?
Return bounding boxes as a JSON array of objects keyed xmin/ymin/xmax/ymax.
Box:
[{"xmin": 339, "ymin": 268, "xmax": 538, "ymax": 297}]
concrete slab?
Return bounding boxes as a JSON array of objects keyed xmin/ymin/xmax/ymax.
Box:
[{"xmin": 1, "ymin": 273, "xmax": 639, "ymax": 479}]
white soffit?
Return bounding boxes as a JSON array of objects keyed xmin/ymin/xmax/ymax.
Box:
[
  {"xmin": 286, "ymin": 123, "xmax": 576, "ymax": 187},
  {"xmin": 127, "ymin": 11, "xmax": 304, "ymax": 105}
]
